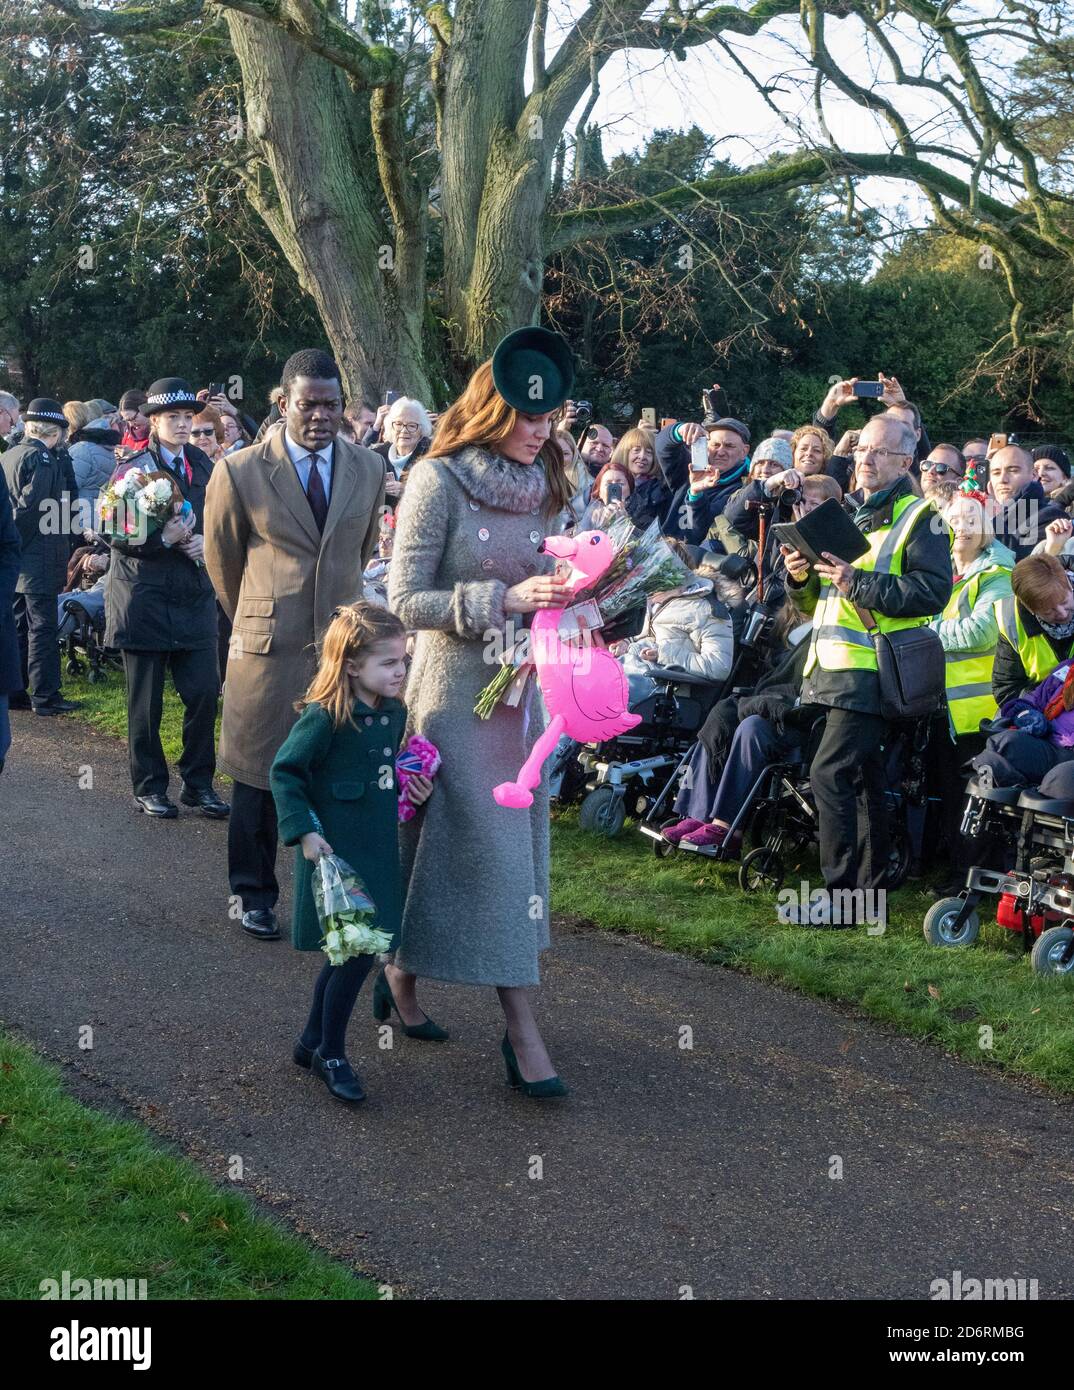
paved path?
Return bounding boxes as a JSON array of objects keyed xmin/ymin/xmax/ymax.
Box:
[{"xmin": 2, "ymin": 714, "xmax": 1071, "ymax": 1299}]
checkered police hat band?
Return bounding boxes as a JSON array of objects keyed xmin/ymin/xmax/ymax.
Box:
[{"xmin": 147, "ymin": 391, "xmax": 196, "ymax": 407}]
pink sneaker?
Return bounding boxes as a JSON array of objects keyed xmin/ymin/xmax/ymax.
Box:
[
  {"xmin": 683, "ymin": 824, "xmax": 742, "ymax": 855},
  {"xmin": 662, "ymin": 817, "xmax": 704, "ymax": 844}
]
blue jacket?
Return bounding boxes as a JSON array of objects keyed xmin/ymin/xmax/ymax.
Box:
[
  {"xmin": 0, "ymin": 491, "xmax": 22, "ymax": 694},
  {"xmin": 661, "ymin": 469, "xmax": 750, "ymax": 545}
]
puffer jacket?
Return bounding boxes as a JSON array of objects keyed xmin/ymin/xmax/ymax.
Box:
[
  {"xmin": 621, "ymin": 576, "xmax": 734, "ymax": 684},
  {"xmin": 1001, "ymin": 660, "xmax": 1074, "ymax": 748},
  {"xmin": 69, "ymin": 417, "xmax": 121, "ymax": 514}
]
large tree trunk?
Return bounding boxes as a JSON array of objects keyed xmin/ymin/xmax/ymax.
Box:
[{"xmin": 225, "ymin": 14, "xmax": 432, "ymax": 404}]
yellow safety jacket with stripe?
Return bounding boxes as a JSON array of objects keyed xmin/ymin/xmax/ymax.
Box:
[
  {"xmin": 940, "ymin": 565, "xmax": 1009, "ymax": 736},
  {"xmin": 994, "ymin": 595, "xmax": 1074, "ymax": 687},
  {"xmin": 803, "ymin": 493, "xmax": 935, "ymax": 677}
]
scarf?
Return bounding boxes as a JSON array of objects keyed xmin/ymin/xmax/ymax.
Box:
[
  {"xmin": 1039, "ymin": 612, "xmax": 1074, "ymax": 642},
  {"xmin": 853, "ymin": 477, "xmax": 905, "ymax": 527},
  {"xmin": 1044, "ymin": 663, "xmax": 1074, "ymax": 720}
]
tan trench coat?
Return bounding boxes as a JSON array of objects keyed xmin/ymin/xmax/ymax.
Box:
[{"xmin": 203, "ymin": 428, "xmax": 384, "ymax": 788}]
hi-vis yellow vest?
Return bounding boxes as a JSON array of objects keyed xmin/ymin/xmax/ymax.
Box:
[
  {"xmin": 941, "ymin": 566, "xmax": 1008, "ymax": 736},
  {"xmin": 994, "ymin": 595, "xmax": 1074, "ymax": 684},
  {"xmin": 804, "ymin": 493, "xmax": 933, "ymax": 676}
]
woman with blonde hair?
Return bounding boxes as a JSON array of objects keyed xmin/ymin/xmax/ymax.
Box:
[
  {"xmin": 611, "ymin": 426, "xmax": 670, "ymax": 529},
  {"xmin": 387, "ymin": 329, "xmax": 575, "ymax": 1097}
]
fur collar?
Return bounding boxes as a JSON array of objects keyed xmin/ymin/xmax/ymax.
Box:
[{"xmin": 437, "ymin": 444, "xmax": 548, "ymax": 514}]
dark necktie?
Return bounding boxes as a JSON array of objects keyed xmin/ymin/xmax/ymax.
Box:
[{"xmin": 305, "ymin": 454, "xmax": 329, "ymax": 533}]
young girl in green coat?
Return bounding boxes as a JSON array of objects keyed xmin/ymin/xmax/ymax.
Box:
[{"xmin": 270, "ymin": 602, "xmax": 433, "ymax": 1105}]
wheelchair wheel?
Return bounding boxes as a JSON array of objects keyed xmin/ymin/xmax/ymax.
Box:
[
  {"xmin": 1030, "ymin": 925, "xmax": 1074, "ymax": 977},
  {"xmin": 86, "ymin": 667, "xmax": 102, "ymax": 685},
  {"xmin": 739, "ymin": 846, "xmax": 784, "ymax": 893},
  {"xmin": 652, "ymin": 818, "xmax": 679, "ymax": 859},
  {"xmin": 922, "ymin": 896, "xmax": 981, "ymax": 948},
  {"xmin": 578, "ymin": 786, "xmax": 626, "ymax": 837},
  {"xmin": 885, "ymin": 818, "xmax": 912, "ymax": 890},
  {"xmin": 65, "ymin": 658, "xmax": 82, "ymax": 676}
]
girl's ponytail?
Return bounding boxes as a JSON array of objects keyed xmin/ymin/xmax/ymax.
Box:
[{"xmin": 296, "ymin": 601, "xmax": 406, "ymax": 728}]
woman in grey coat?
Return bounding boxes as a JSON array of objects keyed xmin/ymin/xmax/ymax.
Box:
[{"xmin": 386, "ymin": 331, "xmax": 576, "ymax": 1097}]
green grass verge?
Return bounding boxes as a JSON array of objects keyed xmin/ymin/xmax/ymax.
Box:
[
  {"xmin": 0, "ymin": 1034, "xmax": 379, "ymax": 1300},
  {"xmin": 550, "ymin": 810, "xmax": 1074, "ymax": 1094},
  {"xmin": 60, "ymin": 672, "xmax": 1074, "ymax": 1092}
]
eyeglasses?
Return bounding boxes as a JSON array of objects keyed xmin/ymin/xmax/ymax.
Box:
[
  {"xmin": 921, "ymin": 460, "xmax": 962, "ymax": 476},
  {"xmin": 852, "ymin": 446, "xmax": 910, "ymax": 462},
  {"xmin": 394, "ymin": 421, "xmax": 421, "ymax": 433}
]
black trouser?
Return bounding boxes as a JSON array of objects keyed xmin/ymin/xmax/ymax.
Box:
[
  {"xmin": 14, "ymin": 590, "xmax": 61, "ymax": 708},
  {"xmin": 229, "ymin": 781, "xmax": 279, "ymax": 913},
  {"xmin": 933, "ymin": 728, "xmax": 986, "ymax": 882},
  {"xmin": 123, "ymin": 646, "xmax": 219, "ymax": 798},
  {"xmin": 810, "ymin": 708, "xmax": 889, "ymax": 892}
]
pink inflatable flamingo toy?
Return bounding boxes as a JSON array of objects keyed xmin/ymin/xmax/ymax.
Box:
[{"xmin": 493, "ymin": 530, "xmax": 641, "ymax": 809}]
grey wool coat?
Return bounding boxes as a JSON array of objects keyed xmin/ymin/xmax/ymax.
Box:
[{"xmin": 388, "ymin": 446, "xmax": 560, "ymax": 987}]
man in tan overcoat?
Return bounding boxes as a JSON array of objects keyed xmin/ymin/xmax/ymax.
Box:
[{"xmin": 204, "ymin": 349, "xmax": 384, "ymax": 940}]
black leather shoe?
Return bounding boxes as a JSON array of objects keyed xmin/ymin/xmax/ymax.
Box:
[
  {"xmin": 135, "ymin": 794, "xmax": 178, "ymax": 818},
  {"xmin": 312, "ymin": 1052, "xmax": 366, "ymax": 1104},
  {"xmin": 35, "ymin": 697, "xmax": 80, "ymax": 714},
  {"xmin": 241, "ymin": 908, "xmax": 280, "ymax": 941},
  {"xmin": 180, "ymin": 785, "xmax": 230, "ymax": 819},
  {"xmin": 293, "ymin": 1040, "xmax": 315, "ymax": 1069}
]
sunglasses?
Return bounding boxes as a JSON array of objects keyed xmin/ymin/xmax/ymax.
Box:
[
  {"xmin": 920, "ymin": 460, "xmax": 961, "ymax": 475},
  {"xmin": 190, "ymin": 428, "xmax": 216, "ymax": 438}
]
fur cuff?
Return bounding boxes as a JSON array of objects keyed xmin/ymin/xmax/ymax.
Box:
[{"xmin": 452, "ymin": 579, "xmax": 507, "ymax": 639}]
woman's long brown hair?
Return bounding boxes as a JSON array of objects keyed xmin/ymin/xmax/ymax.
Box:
[
  {"xmin": 429, "ymin": 360, "xmax": 572, "ymax": 516},
  {"xmin": 296, "ymin": 602, "xmax": 406, "ymax": 729}
]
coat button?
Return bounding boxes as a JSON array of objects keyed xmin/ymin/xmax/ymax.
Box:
[
  {"xmin": 383, "ymin": 746, "xmax": 392, "ymax": 756},
  {"xmin": 364, "ymin": 716, "xmax": 373, "ymax": 726},
  {"xmin": 468, "ymin": 500, "xmax": 480, "ymax": 511},
  {"xmin": 482, "ymin": 558, "xmax": 494, "ymax": 571},
  {"xmin": 380, "ymin": 715, "xmax": 389, "ymax": 724},
  {"xmin": 478, "ymin": 527, "xmax": 490, "ymax": 541},
  {"xmin": 530, "ymin": 530, "xmax": 541, "ymax": 544},
  {"xmin": 530, "ymin": 506, "xmax": 539, "ymax": 515}
]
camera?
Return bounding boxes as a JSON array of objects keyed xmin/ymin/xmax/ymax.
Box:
[{"xmin": 574, "ymin": 400, "xmax": 592, "ymax": 424}]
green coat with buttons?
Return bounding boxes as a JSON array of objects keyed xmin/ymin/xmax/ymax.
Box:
[{"xmin": 269, "ymin": 696, "xmax": 408, "ymax": 952}]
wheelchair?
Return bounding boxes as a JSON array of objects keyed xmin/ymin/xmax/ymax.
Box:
[
  {"xmin": 60, "ymin": 595, "xmax": 119, "ymax": 685},
  {"xmin": 638, "ymin": 704, "xmax": 921, "ymax": 894},
  {"xmin": 553, "ymin": 666, "xmax": 727, "ymax": 837},
  {"xmin": 922, "ymin": 773, "xmax": 1074, "ymax": 977}
]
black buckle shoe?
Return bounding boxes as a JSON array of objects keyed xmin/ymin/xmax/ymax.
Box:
[
  {"xmin": 241, "ymin": 908, "xmax": 280, "ymax": 941},
  {"xmin": 293, "ymin": 1040, "xmax": 315, "ymax": 1069},
  {"xmin": 135, "ymin": 794, "xmax": 179, "ymax": 818},
  {"xmin": 312, "ymin": 1053, "xmax": 365, "ymax": 1104},
  {"xmin": 180, "ymin": 785, "xmax": 230, "ymax": 819}
]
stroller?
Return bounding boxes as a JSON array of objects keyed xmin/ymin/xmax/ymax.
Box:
[{"xmin": 922, "ymin": 772, "xmax": 1074, "ymax": 976}]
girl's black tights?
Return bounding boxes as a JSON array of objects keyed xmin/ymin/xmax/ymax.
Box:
[{"xmin": 300, "ymin": 954, "xmax": 376, "ymax": 1060}]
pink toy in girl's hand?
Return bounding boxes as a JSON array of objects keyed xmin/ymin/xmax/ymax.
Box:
[
  {"xmin": 493, "ymin": 531, "xmax": 641, "ymax": 809},
  {"xmin": 397, "ymin": 734, "xmax": 441, "ymax": 821}
]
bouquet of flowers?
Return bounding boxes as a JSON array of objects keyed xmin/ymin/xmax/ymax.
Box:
[
  {"xmin": 312, "ymin": 852, "xmax": 392, "ymax": 964},
  {"xmin": 474, "ymin": 516, "xmax": 694, "ymax": 719},
  {"xmin": 98, "ymin": 468, "xmax": 190, "ymax": 545}
]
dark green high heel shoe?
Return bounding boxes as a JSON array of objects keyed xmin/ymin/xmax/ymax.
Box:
[
  {"xmin": 501, "ymin": 1034, "xmax": 568, "ymax": 1099},
  {"xmin": 372, "ymin": 969, "xmax": 449, "ymax": 1041}
]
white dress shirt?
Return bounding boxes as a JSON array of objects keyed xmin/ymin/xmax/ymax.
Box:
[{"xmin": 284, "ymin": 431, "xmax": 333, "ymax": 502}]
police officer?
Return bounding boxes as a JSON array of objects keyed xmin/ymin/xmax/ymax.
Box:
[
  {"xmin": 2, "ymin": 398, "xmax": 80, "ymax": 715},
  {"xmin": 103, "ymin": 377, "xmax": 228, "ymax": 819},
  {"xmin": 781, "ymin": 412, "xmax": 952, "ymax": 923}
]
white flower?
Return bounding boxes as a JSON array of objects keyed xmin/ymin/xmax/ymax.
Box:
[
  {"xmin": 325, "ymin": 929, "xmax": 341, "ymax": 952},
  {"xmin": 341, "ymin": 924, "xmax": 361, "ymax": 946}
]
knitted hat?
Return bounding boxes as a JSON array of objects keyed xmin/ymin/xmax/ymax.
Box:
[
  {"xmin": 144, "ymin": 377, "xmax": 201, "ymax": 415},
  {"xmin": 753, "ymin": 436, "xmax": 793, "ymax": 469},
  {"xmin": 1033, "ymin": 444, "xmax": 1071, "ymax": 478}
]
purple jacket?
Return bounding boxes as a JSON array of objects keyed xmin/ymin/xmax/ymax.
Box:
[{"xmin": 1002, "ymin": 661, "xmax": 1074, "ymax": 747}]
